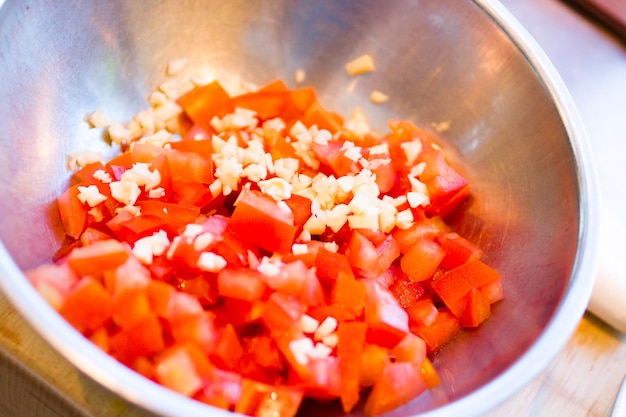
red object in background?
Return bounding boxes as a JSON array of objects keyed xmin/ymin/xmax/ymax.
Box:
[{"xmin": 563, "ymin": 0, "xmax": 626, "ymax": 40}]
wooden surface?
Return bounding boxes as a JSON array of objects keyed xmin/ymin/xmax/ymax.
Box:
[{"xmin": 2, "ymin": 0, "xmax": 626, "ymax": 416}]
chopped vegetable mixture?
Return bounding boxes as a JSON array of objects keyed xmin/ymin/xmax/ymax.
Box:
[{"xmin": 27, "ymin": 65, "xmax": 503, "ymax": 416}]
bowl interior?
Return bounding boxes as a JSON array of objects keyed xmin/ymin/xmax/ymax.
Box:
[{"xmin": 0, "ymin": 1, "xmax": 591, "ymax": 416}]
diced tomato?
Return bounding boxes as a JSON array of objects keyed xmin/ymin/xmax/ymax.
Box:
[
  {"xmin": 217, "ymin": 267, "xmax": 267, "ymax": 302},
  {"xmin": 419, "ymin": 147, "xmax": 470, "ymax": 218},
  {"xmin": 253, "ymin": 385, "xmax": 303, "ymax": 417},
  {"xmin": 258, "ymin": 260, "xmax": 308, "ymax": 297},
  {"xmin": 132, "ymin": 143, "xmax": 213, "ymax": 185},
  {"xmin": 406, "ymin": 297, "xmax": 438, "ymax": 327},
  {"xmin": 58, "ymin": 184, "xmax": 88, "ymax": 239},
  {"xmin": 80, "ymin": 227, "xmax": 113, "ymax": 246},
  {"xmin": 420, "ymin": 358, "xmax": 441, "ymax": 388},
  {"xmin": 302, "ymin": 100, "xmax": 343, "ymax": 134},
  {"xmin": 303, "ymin": 356, "xmax": 343, "ymax": 400},
  {"xmin": 235, "ymin": 379, "xmax": 303, "ymax": 417},
  {"xmin": 181, "ymin": 124, "xmax": 212, "ymax": 143},
  {"xmin": 166, "ymin": 291, "xmax": 204, "ymax": 320},
  {"xmin": 243, "ymin": 335, "xmax": 286, "ymax": 376},
  {"xmin": 389, "ymin": 270, "xmax": 425, "ymax": 309},
  {"xmin": 228, "ymin": 188, "xmax": 297, "ymax": 254},
  {"xmin": 106, "ymin": 211, "xmax": 163, "ymax": 244},
  {"xmin": 112, "ymin": 288, "xmax": 152, "ymax": 329},
  {"xmin": 136, "ymin": 200, "xmax": 201, "ymax": 231},
  {"xmin": 371, "ymin": 156, "xmax": 396, "ymax": 193},
  {"xmin": 412, "ymin": 308, "xmax": 461, "ymax": 354},
  {"xmin": 337, "ymin": 321, "xmax": 367, "ymax": 413},
  {"xmin": 351, "ymin": 235, "xmax": 396, "ymax": 277},
  {"xmin": 171, "ymin": 180, "xmax": 215, "ymax": 208},
  {"xmin": 400, "ymin": 238, "xmax": 446, "ymax": 282},
  {"xmin": 107, "ymin": 152, "xmax": 133, "ymax": 180},
  {"xmin": 363, "ymin": 361, "xmax": 428, "ymax": 416},
  {"xmin": 231, "ymin": 90, "xmax": 294, "ymax": 121},
  {"xmin": 431, "ymin": 259, "xmax": 502, "ymax": 318},
  {"xmin": 110, "ymin": 313, "xmax": 165, "ymax": 364},
  {"xmin": 314, "ymin": 247, "xmax": 354, "ymax": 282},
  {"xmin": 59, "ymin": 276, "xmax": 113, "ymax": 333},
  {"xmin": 178, "ymin": 274, "xmax": 220, "ymax": 307},
  {"xmin": 347, "ymin": 230, "xmax": 400, "ymax": 278},
  {"xmin": 363, "ymin": 279, "xmax": 410, "ymax": 349},
  {"xmin": 154, "ymin": 342, "xmax": 212, "ymax": 397},
  {"xmin": 211, "ymin": 323, "xmax": 244, "ymax": 371},
  {"xmin": 26, "ymin": 262, "xmax": 78, "ymax": 310},
  {"xmin": 358, "ymin": 344, "xmax": 390, "ymax": 388},
  {"xmin": 145, "ymin": 280, "xmax": 175, "ymax": 317},
  {"xmin": 261, "ymin": 292, "xmax": 305, "ymax": 336},
  {"xmin": 171, "ymin": 310, "xmax": 218, "ymax": 353},
  {"xmin": 197, "ymin": 369, "xmax": 243, "ymax": 410},
  {"xmin": 297, "ymin": 269, "xmax": 326, "ymax": 308},
  {"xmin": 66, "ymin": 239, "xmax": 129, "ymax": 277},
  {"xmin": 284, "ymin": 194, "xmax": 313, "ymax": 231},
  {"xmin": 460, "ymin": 288, "xmax": 492, "ymax": 328},
  {"xmin": 392, "ymin": 217, "xmax": 442, "ymax": 253},
  {"xmin": 31, "ymin": 79, "xmax": 504, "ymax": 416},
  {"xmin": 392, "ymin": 333, "xmax": 427, "ymax": 364},
  {"xmin": 105, "ymin": 255, "xmax": 151, "ymax": 295},
  {"xmin": 177, "ymin": 80, "xmax": 232, "ymax": 133},
  {"xmin": 331, "ymin": 271, "xmax": 366, "ymax": 318},
  {"xmin": 289, "ymin": 87, "xmax": 317, "ymax": 114},
  {"xmin": 310, "ymin": 139, "xmax": 359, "ymax": 177},
  {"xmin": 438, "ymin": 232, "xmax": 483, "ymax": 270}
]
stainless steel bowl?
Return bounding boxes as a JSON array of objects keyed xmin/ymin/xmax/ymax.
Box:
[{"xmin": 0, "ymin": 1, "xmax": 599, "ymax": 416}]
